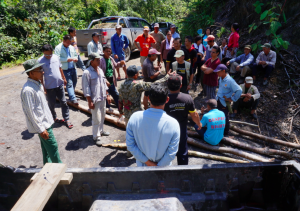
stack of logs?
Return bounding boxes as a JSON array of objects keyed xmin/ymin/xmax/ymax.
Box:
[{"xmin": 65, "ymin": 88, "xmax": 300, "ymax": 164}]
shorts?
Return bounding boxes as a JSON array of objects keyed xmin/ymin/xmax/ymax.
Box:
[
  {"xmin": 114, "ymin": 55, "xmax": 125, "ymax": 62},
  {"xmin": 140, "ymin": 56, "xmax": 147, "ymax": 66}
]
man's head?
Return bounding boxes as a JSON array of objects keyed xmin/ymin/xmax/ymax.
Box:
[
  {"xmin": 68, "ymin": 27, "xmax": 76, "ymax": 37},
  {"xmin": 23, "ymin": 59, "xmax": 44, "ymax": 81},
  {"xmin": 245, "ymin": 76, "xmax": 253, "ymax": 88},
  {"xmin": 92, "ymin": 32, "xmax": 100, "ymax": 43},
  {"xmin": 167, "ymin": 74, "xmax": 182, "ymax": 92},
  {"xmin": 206, "ymin": 35, "xmax": 215, "ymax": 47},
  {"xmin": 103, "ymin": 45, "xmax": 112, "ymax": 58},
  {"xmin": 127, "ymin": 65, "xmax": 141, "ymax": 79},
  {"xmin": 174, "ymin": 50, "xmax": 185, "ymax": 63},
  {"xmin": 115, "ymin": 25, "xmax": 122, "ymax": 35},
  {"xmin": 42, "ymin": 44, "xmax": 53, "ymax": 60},
  {"xmin": 195, "ymin": 36, "xmax": 202, "ymax": 45},
  {"xmin": 143, "ymin": 26, "xmax": 150, "ymax": 36},
  {"xmin": 244, "ymin": 45, "xmax": 252, "ymax": 55},
  {"xmin": 154, "ymin": 23, "xmax": 159, "ymax": 32},
  {"xmin": 170, "ymin": 24, "xmax": 176, "ymax": 34},
  {"xmin": 149, "ymin": 83, "xmax": 169, "ymax": 108},
  {"xmin": 173, "ymin": 38, "xmax": 182, "ymax": 50},
  {"xmin": 206, "ymin": 99, "xmax": 217, "ymax": 111},
  {"xmin": 87, "ymin": 53, "xmax": 101, "ymax": 68},
  {"xmin": 222, "ymin": 38, "xmax": 227, "ymax": 47},
  {"xmin": 214, "ymin": 64, "xmax": 228, "ymax": 78},
  {"xmin": 185, "ymin": 35, "xmax": 193, "ymax": 48},
  {"xmin": 63, "ymin": 35, "xmax": 72, "ymax": 47},
  {"xmin": 147, "ymin": 48, "xmax": 161, "ymax": 61},
  {"xmin": 211, "ymin": 45, "xmax": 220, "ymax": 59},
  {"xmin": 261, "ymin": 43, "xmax": 271, "ymax": 55}
]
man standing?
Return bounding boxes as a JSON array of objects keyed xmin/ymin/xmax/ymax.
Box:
[
  {"xmin": 227, "ymin": 45, "xmax": 254, "ymax": 83},
  {"xmin": 170, "ymin": 24, "xmax": 180, "ymax": 39},
  {"xmin": 182, "ymin": 36, "xmax": 198, "ymax": 77},
  {"xmin": 100, "ymin": 45, "xmax": 120, "ymax": 111},
  {"xmin": 87, "ymin": 32, "xmax": 103, "ymax": 56},
  {"xmin": 215, "ymin": 64, "xmax": 242, "ymax": 136},
  {"xmin": 134, "ymin": 26, "xmax": 156, "ymax": 67},
  {"xmin": 126, "ymin": 83, "xmax": 180, "ymax": 167},
  {"xmin": 166, "ymin": 38, "xmax": 190, "ymax": 72},
  {"xmin": 82, "ymin": 53, "xmax": 111, "ymax": 146},
  {"xmin": 232, "ymin": 76, "xmax": 260, "ymax": 119},
  {"xmin": 55, "ymin": 35, "xmax": 78, "ymax": 104},
  {"xmin": 68, "ymin": 26, "xmax": 86, "ymax": 71},
  {"xmin": 171, "ymin": 50, "xmax": 193, "ymax": 93},
  {"xmin": 165, "ymin": 74, "xmax": 201, "ymax": 165},
  {"xmin": 150, "ymin": 23, "xmax": 166, "ymax": 66},
  {"xmin": 203, "ymin": 35, "xmax": 222, "ymax": 62},
  {"xmin": 21, "ymin": 59, "xmax": 62, "ymax": 165},
  {"xmin": 252, "ymin": 43, "xmax": 276, "ymax": 85},
  {"xmin": 111, "ymin": 25, "xmax": 129, "ymax": 80},
  {"xmin": 194, "ymin": 99, "xmax": 225, "ymax": 146},
  {"xmin": 38, "ymin": 44, "xmax": 73, "ymax": 129}
]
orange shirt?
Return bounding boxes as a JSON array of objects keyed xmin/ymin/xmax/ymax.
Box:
[{"xmin": 135, "ymin": 34, "xmax": 156, "ymax": 57}]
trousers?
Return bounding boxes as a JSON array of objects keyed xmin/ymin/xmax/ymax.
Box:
[
  {"xmin": 230, "ymin": 62, "xmax": 252, "ymax": 77},
  {"xmin": 63, "ymin": 68, "xmax": 77, "ymax": 101},
  {"xmin": 252, "ymin": 64, "xmax": 274, "ymax": 78},
  {"xmin": 177, "ymin": 125, "xmax": 188, "ymax": 165},
  {"xmin": 204, "ymin": 85, "xmax": 217, "ymax": 100},
  {"xmin": 232, "ymin": 98, "xmax": 259, "ymax": 111},
  {"xmin": 91, "ymin": 100, "xmax": 106, "ymax": 139},
  {"xmin": 106, "ymin": 84, "xmax": 119, "ymax": 109}
]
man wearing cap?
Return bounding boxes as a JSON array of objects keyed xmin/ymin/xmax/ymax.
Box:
[
  {"xmin": 111, "ymin": 25, "xmax": 129, "ymax": 80},
  {"xmin": 227, "ymin": 45, "xmax": 254, "ymax": 84},
  {"xmin": 215, "ymin": 64, "xmax": 242, "ymax": 136},
  {"xmin": 232, "ymin": 76, "xmax": 260, "ymax": 119},
  {"xmin": 252, "ymin": 43, "xmax": 276, "ymax": 85},
  {"xmin": 134, "ymin": 26, "xmax": 156, "ymax": 67},
  {"xmin": 82, "ymin": 53, "xmax": 111, "ymax": 146},
  {"xmin": 170, "ymin": 24, "xmax": 180, "ymax": 39},
  {"xmin": 21, "ymin": 59, "xmax": 62, "ymax": 165},
  {"xmin": 194, "ymin": 99, "xmax": 226, "ymax": 146},
  {"xmin": 165, "ymin": 74, "xmax": 201, "ymax": 165},
  {"xmin": 203, "ymin": 35, "xmax": 222, "ymax": 62},
  {"xmin": 54, "ymin": 35, "xmax": 79, "ymax": 104},
  {"xmin": 87, "ymin": 32, "xmax": 103, "ymax": 56},
  {"xmin": 150, "ymin": 23, "xmax": 166, "ymax": 66},
  {"xmin": 172, "ymin": 50, "xmax": 193, "ymax": 93},
  {"xmin": 166, "ymin": 38, "xmax": 190, "ymax": 72}
]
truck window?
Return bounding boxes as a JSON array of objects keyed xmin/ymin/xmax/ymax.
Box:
[
  {"xmin": 139, "ymin": 20, "xmax": 151, "ymax": 28},
  {"xmin": 128, "ymin": 19, "xmax": 140, "ymax": 28},
  {"xmin": 159, "ymin": 23, "xmax": 168, "ymax": 28}
]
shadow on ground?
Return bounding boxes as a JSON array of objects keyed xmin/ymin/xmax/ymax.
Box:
[
  {"xmin": 65, "ymin": 135, "xmax": 94, "ymax": 151},
  {"xmin": 99, "ymin": 150, "xmax": 136, "ymax": 167}
]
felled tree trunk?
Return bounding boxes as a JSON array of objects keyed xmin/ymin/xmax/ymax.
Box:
[{"xmin": 102, "ymin": 143, "xmax": 127, "ymax": 150}]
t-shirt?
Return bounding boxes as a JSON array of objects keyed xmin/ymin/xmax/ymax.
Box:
[
  {"xmin": 105, "ymin": 58, "xmax": 114, "ymax": 84},
  {"xmin": 201, "ymin": 109, "xmax": 225, "ymax": 145},
  {"xmin": 164, "ymin": 93, "xmax": 195, "ymax": 129},
  {"xmin": 181, "ymin": 45, "xmax": 197, "ymax": 67},
  {"xmin": 175, "ymin": 63, "xmax": 191, "ymax": 86},
  {"xmin": 142, "ymin": 58, "xmax": 156, "ymax": 82},
  {"xmin": 134, "ymin": 34, "xmax": 156, "ymax": 57},
  {"xmin": 150, "ymin": 31, "xmax": 165, "ymax": 51},
  {"xmin": 166, "ymin": 47, "xmax": 190, "ymax": 64},
  {"xmin": 203, "ymin": 35, "xmax": 208, "ymax": 47},
  {"xmin": 203, "ymin": 58, "xmax": 221, "ymax": 87}
]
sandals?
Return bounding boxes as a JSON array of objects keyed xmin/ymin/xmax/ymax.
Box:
[
  {"xmin": 66, "ymin": 121, "xmax": 74, "ymax": 129},
  {"xmin": 55, "ymin": 119, "xmax": 65, "ymax": 123}
]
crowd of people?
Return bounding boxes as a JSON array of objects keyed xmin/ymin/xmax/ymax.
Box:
[{"xmin": 20, "ymin": 22, "xmax": 276, "ymax": 166}]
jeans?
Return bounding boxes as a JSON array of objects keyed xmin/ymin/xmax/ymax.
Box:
[
  {"xmin": 230, "ymin": 62, "xmax": 252, "ymax": 77},
  {"xmin": 63, "ymin": 68, "xmax": 77, "ymax": 101},
  {"xmin": 76, "ymin": 55, "xmax": 86, "ymax": 70},
  {"xmin": 177, "ymin": 125, "xmax": 188, "ymax": 165},
  {"xmin": 91, "ymin": 100, "xmax": 106, "ymax": 139},
  {"xmin": 217, "ymin": 100, "xmax": 229, "ymax": 135},
  {"xmin": 46, "ymin": 84, "xmax": 69, "ymax": 121},
  {"xmin": 194, "ymin": 124, "xmax": 207, "ymax": 139},
  {"xmin": 106, "ymin": 84, "xmax": 119, "ymax": 109},
  {"xmin": 204, "ymin": 85, "xmax": 217, "ymax": 100},
  {"xmin": 252, "ymin": 64, "xmax": 274, "ymax": 78},
  {"xmin": 232, "ymin": 98, "xmax": 259, "ymax": 111}
]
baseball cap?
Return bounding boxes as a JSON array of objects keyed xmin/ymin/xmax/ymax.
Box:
[
  {"xmin": 261, "ymin": 43, "xmax": 271, "ymax": 48},
  {"xmin": 149, "ymin": 48, "xmax": 161, "ymax": 55},
  {"xmin": 86, "ymin": 53, "xmax": 101, "ymax": 67},
  {"xmin": 214, "ymin": 64, "xmax": 228, "ymax": 72},
  {"xmin": 167, "ymin": 74, "xmax": 182, "ymax": 91},
  {"xmin": 154, "ymin": 23, "xmax": 159, "ymax": 28},
  {"xmin": 127, "ymin": 65, "xmax": 142, "ymax": 77},
  {"xmin": 170, "ymin": 24, "xmax": 176, "ymax": 28},
  {"xmin": 174, "ymin": 50, "xmax": 184, "ymax": 58},
  {"xmin": 244, "ymin": 45, "xmax": 252, "ymax": 50},
  {"xmin": 205, "ymin": 35, "xmax": 215, "ymax": 42},
  {"xmin": 115, "ymin": 25, "xmax": 122, "ymax": 29},
  {"xmin": 92, "ymin": 32, "xmax": 101, "ymax": 37},
  {"xmin": 22, "ymin": 59, "xmax": 44, "ymax": 74},
  {"xmin": 245, "ymin": 76, "xmax": 254, "ymax": 84},
  {"xmin": 143, "ymin": 26, "xmax": 150, "ymax": 31}
]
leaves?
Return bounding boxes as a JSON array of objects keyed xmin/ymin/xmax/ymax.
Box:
[
  {"xmin": 260, "ymin": 10, "xmax": 268, "ymax": 20},
  {"xmin": 282, "ymin": 41, "xmax": 289, "ymax": 49},
  {"xmin": 255, "ymin": 5, "xmax": 262, "ymax": 14},
  {"xmin": 283, "ymin": 11, "xmax": 287, "ymax": 23},
  {"xmin": 265, "ymin": 30, "xmax": 271, "ymax": 36},
  {"xmin": 270, "ymin": 21, "xmax": 282, "ymax": 35}
]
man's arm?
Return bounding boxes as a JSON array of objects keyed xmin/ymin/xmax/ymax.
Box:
[
  {"xmin": 59, "ymin": 67, "xmax": 67, "ymax": 85},
  {"xmin": 240, "ymin": 54, "xmax": 254, "ymax": 67},
  {"xmin": 87, "ymin": 42, "xmax": 93, "ymax": 56},
  {"xmin": 266, "ymin": 52, "xmax": 276, "ymax": 67},
  {"xmin": 110, "ymin": 35, "xmax": 117, "ymax": 55},
  {"xmin": 256, "ymin": 52, "xmax": 261, "ymax": 64},
  {"xmin": 118, "ymin": 86, "xmax": 124, "ymax": 115},
  {"xmin": 124, "ymin": 35, "xmax": 130, "ymax": 49},
  {"xmin": 54, "ymin": 46, "xmax": 67, "ymax": 63},
  {"xmin": 82, "ymin": 71, "xmax": 92, "ymax": 98},
  {"xmin": 229, "ymin": 80, "xmax": 243, "ymax": 102},
  {"xmin": 134, "ymin": 41, "xmax": 141, "ymax": 51},
  {"xmin": 251, "ymin": 86, "xmax": 260, "ymax": 100}
]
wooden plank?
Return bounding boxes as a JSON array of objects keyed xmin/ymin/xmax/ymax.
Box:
[
  {"xmin": 30, "ymin": 173, "xmax": 73, "ymax": 185},
  {"xmin": 11, "ymin": 163, "xmax": 67, "ymax": 211}
]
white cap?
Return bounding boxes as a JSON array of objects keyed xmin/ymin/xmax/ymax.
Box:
[
  {"xmin": 115, "ymin": 25, "xmax": 122, "ymax": 29},
  {"xmin": 245, "ymin": 76, "xmax": 253, "ymax": 84},
  {"xmin": 154, "ymin": 23, "xmax": 159, "ymax": 28},
  {"xmin": 174, "ymin": 50, "xmax": 184, "ymax": 58}
]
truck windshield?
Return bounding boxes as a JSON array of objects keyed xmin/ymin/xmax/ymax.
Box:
[{"xmin": 102, "ymin": 19, "xmax": 126, "ymax": 28}]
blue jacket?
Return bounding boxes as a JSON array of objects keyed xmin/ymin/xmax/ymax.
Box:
[
  {"xmin": 111, "ymin": 33, "xmax": 129, "ymax": 58},
  {"xmin": 229, "ymin": 53, "xmax": 254, "ymax": 67}
]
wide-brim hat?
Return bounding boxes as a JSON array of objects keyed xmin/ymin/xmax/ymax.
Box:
[{"xmin": 22, "ymin": 59, "xmax": 44, "ymax": 74}]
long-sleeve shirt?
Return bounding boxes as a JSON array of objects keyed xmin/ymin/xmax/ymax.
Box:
[
  {"xmin": 126, "ymin": 108, "xmax": 180, "ymax": 167},
  {"xmin": 21, "ymin": 78, "xmax": 54, "ymax": 134},
  {"xmin": 54, "ymin": 43, "xmax": 77, "ymax": 70},
  {"xmin": 216, "ymin": 74, "xmax": 242, "ymax": 107},
  {"xmin": 111, "ymin": 33, "xmax": 129, "ymax": 58},
  {"xmin": 82, "ymin": 65, "xmax": 108, "ymax": 104},
  {"xmin": 256, "ymin": 50, "xmax": 277, "ymax": 68},
  {"xmin": 229, "ymin": 53, "xmax": 254, "ymax": 67},
  {"xmin": 227, "ymin": 32, "xmax": 239, "ymax": 49},
  {"xmin": 239, "ymin": 83, "xmax": 260, "ymax": 101},
  {"xmin": 87, "ymin": 40, "xmax": 103, "ymax": 56}
]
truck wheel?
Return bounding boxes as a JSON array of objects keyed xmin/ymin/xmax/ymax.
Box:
[{"xmin": 124, "ymin": 47, "xmax": 131, "ymax": 62}]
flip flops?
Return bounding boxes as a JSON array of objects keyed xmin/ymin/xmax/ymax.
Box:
[
  {"xmin": 66, "ymin": 121, "xmax": 73, "ymax": 129},
  {"xmin": 54, "ymin": 119, "xmax": 65, "ymax": 123}
]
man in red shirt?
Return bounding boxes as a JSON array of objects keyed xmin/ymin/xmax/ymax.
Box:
[{"xmin": 134, "ymin": 26, "xmax": 156, "ymax": 67}]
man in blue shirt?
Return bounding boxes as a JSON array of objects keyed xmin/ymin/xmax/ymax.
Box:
[
  {"xmin": 111, "ymin": 25, "xmax": 129, "ymax": 80},
  {"xmin": 126, "ymin": 83, "xmax": 180, "ymax": 167},
  {"xmin": 194, "ymin": 99, "xmax": 225, "ymax": 145},
  {"xmin": 170, "ymin": 24, "xmax": 180, "ymax": 39},
  {"xmin": 215, "ymin": 64, "xmax": 242, "ymax": 135},
  {"xmin": 227, "ymin": 45, "xmax": 254, "ymax": 84}
]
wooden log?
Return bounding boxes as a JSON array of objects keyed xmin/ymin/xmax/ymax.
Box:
[
  {"xmin": 229, "ymin": 120, "xmax": 258, "ymax": 127},
  {"xmin": 102, "ymin": 143, "xmax": 127, "ymax": 150},
  {"xmin": 11, "ymin": 163, "xmax": 67, "ymax": 211},
  {"xmin": 30, "ymin": 173, "xmax": 73, "ymax": 185},
  {"xmin": 230, "ymin": 125, "xmax": 300, "ymax": 149},
  {"xmin": 106, "ymin": 108, "xmax": 120, "ymax": 116},
  {"xmin": 187, "ymin": 137, "xmax": 274, "ymax": 162}
]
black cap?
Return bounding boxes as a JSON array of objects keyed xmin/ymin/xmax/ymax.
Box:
[
  {"xmin": 167, "ymin": 74, "xmax": 182, "ymax": 91},
  {"xmin": 127, "ymin": 65, "xmax": 142, "ymax": 77},
  {"xmin": 92, "ymin": 32, "xmax": 101, "ymax": 37}
]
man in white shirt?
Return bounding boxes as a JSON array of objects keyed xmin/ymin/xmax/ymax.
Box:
[{"xmin": 87, "ymin": 32, "xmax": 103, "ymax": 56}]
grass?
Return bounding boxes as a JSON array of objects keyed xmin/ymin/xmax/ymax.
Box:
[{"xmin": 0, "ymin": 54, "xmax": 43, "ymax": 70}]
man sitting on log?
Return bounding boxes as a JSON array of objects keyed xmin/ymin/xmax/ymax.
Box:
[
  {"xmin": 126, "ymin": 83, "xmax": 180, "ymax": 167},
  {"xmin": 231, "ymin": 76, "xmax": 260, "ymax": 119},
  {"xmin": 193, "ymin": 99, "xmax": 225, "ymax": 145}
]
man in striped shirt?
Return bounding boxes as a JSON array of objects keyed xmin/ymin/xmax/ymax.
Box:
[{"xmin": 21, "ymin": 59, "xmax": 62, "ymax": 165}]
